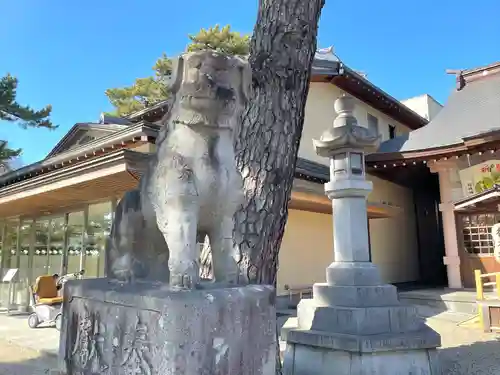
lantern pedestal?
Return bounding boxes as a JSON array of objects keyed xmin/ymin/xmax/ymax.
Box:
[
  {"xmin": 281, "ymin": 96, "xmax": 441, "ymax": 375},
  {"xmin": 282, "ymin": 274, "xmax": 442, "ymax": 375}
]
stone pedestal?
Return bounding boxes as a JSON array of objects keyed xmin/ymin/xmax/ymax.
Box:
[
  {"xmin": 281, "ymin": 95, "xmax": 441, "ymax": 374},
  {"xmin": 282, "ymin": 270, "xmax": 442, "ymax": 375},
  {"xmin": 59, "ymin": 279, "xmax": 276, "ymax": 375}
]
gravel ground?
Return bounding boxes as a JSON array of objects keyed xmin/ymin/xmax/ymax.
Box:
[
  {"xmin": 426, "ymin": 317, "xmax": 500, "ymax": 375},
  {"xmin": 0, "ymin": 316, "xmax": 500, "ymax": 374}
]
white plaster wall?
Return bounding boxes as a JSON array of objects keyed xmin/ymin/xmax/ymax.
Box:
[
  {"xmin": 277, "ymin": 210, "xmax": 333, "ymax": 295},
  {"xmin": 367, "ymin": 174, "xmax": 420, "ymax": 283},
  {"xmin": 296, "ymin": 83, "xmax": 421, "ymax": 285},
  {"xmin": 402, "ymin": 94, "xmax": 442, "ymax": 121},
  {"xmin": 277, "ymin": 179, "xmax": 420, "ymax": 291},
  {"xmin": 301, "ymin": 83, "xmax": 413, "ymax": 165}
]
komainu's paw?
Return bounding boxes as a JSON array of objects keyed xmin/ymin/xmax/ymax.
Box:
[{"xmin": 170, "ymin": 273, "xmax": 199, "ymax": 289}]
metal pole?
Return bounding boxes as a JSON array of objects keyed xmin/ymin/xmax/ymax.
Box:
[
  {"xmin": 0, "ymin": 222, "xmax": 6, "ymax": 308},
  {"xmin": 26, "ymin": 220, "xmax": 36, "ymax": 310},
  {"xmin": 0, "ymin": 222, "xmax": 6, "ymax": 279},
  {"xmin": 46, "ymin": 219, "xmax": 52, "ymax": 273},
  {"xmin": 80, "ymin": 206, "xmax": 89, "ymax": 273},
  {"xmin": 12, "ymin": 219, "xmax": 22, "ymax": 308},
  {"xmin": 61, "ymin": 213, "xmax": 69, "ymax": 276},
  {"xmin": 15, "ymin": 219, "xmax": 21, "ymax": 269},
  {"xmin": 101, "ymin": 198, "xmax": 117, "ymax": 277}
]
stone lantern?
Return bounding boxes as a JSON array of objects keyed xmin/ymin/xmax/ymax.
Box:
[
  {"xmin": 282, "ymin": 96, "xmax": 441, "ymax": 375},
  {"xmin": 315, "ymin": 95, "xmax": 379, "ymax": 269}
]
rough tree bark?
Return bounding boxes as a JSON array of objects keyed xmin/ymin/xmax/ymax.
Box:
[
  {"xmin": 234, "ymin": 0, "xmax": 325, "ymax": 284},
  {"xmin": 237, "ymin": 2, "xmax": 325, "ymax": 373},
  {"xmin": 201, "ymin": 0, "xmax": 325, "ymax": 285},
  {"xmin": 200, "ymin": 1, "xmax": 324, "ymax": 371}
]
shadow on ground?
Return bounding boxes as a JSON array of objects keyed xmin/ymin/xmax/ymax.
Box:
[
  {"xmin": 0, "ymin": 350, "xmax": 60, "ymax": 375},
  {"xmin": 437, "ymin": 338, "xmax": 500, "ymax": 375},
  {"xmin": 1, "ymin": 338, "xmax": 500, "ymax": 374}
]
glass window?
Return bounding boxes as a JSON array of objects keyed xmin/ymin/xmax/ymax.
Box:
[
  {"xmin": 86, "ymin": 201, "xmax": 112, "ymax": 278},
  {"xmin": 49, "ymin": 216, "xmax": 66, "ymax": 276},
  {"xmin": 461, "ymin": 213, "xmax": 500, "ymax": 255},
  {"xmin": 67, "ymin": 211, "xmax": 85, "ymax": 275},
  {"xmin": 367, "ymin": 114, "xmax": 379, "ymax": 137},
  {"xmin": 18, "ymin": 220, "xmax": 33, "ymax": 282},
  {"xmin": 32, "ymin": 219, "xmax": 50, "ymax": 279},
  {"xmin": 0, "ymin": 223, "xmax": 4, "ymax": 277},
  {"xmin": 0, "ymin": 219, "xmax": 21, "ymax": 307},
  {"xmin": 3, "ymin": 219, "xmax": 18, "ymax": 270}
]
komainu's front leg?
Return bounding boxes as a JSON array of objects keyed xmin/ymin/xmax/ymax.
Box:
[
  {"xmin": 209, "ymin": 216, "xmax": 239, "ymax": 285},
  {"xmin": 156, "ymin": 202, "xmax": 200, "ymax": 288}
]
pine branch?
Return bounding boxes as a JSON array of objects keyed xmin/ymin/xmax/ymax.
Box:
[
  {"xmin": 0, "ymin": 74, "xmax": 57, "ymax": 129},
  {"xmin": 0, "ymin": 140, "xmax": 21, "ymax": 161}
]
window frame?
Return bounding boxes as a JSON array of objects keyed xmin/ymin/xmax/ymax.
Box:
[
  {"xmin": 460, "ymin": 213, "xmax": 499, "ymax": 256},
  {"xmin": 367, "ymin": 113, "xmax": 379, "ymax": 137},
  {"xmin": 388, "ymin": 124, "xmax": 396, "ymax": 139}
]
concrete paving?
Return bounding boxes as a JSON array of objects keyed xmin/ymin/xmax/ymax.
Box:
[
  {"xmin": 1, "ymin": 310, "xmax": 500, "ymax": 374},
  {"xmin": 0, "ymin": 339, "xmax": 60, "ymax": 375},
  {"xmin": 0, "ymin": 312, "xmax": 60, "ymax": 375},
  {"xmin": 0, "ymin": 312, "xmax": 59, "ymax": 356}
]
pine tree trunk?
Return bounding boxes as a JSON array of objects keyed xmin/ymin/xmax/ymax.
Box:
[
  {"xmin": 199, "ymin": 1, "xmax": 324, "ymax": 372},
  {"xmin": 236, "ymin": 1, "xmax": 324, "ymax": 373},
  {"xmin": 234, "ymin": 0, "xmax": 325, "ymax": 285}
]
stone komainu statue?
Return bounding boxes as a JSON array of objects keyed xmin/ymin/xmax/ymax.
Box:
[
  {"xmin": 492, "ymin": 222, "xmax": 500, "ymax": 262},
  {"xmin": 105, "ymin": 50, "xmax": 252, "ymax": 288}
]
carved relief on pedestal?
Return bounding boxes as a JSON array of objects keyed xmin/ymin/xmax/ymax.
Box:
[
  {"xmin": 119, "ymin": 315, "xmax": 153, "ymax": 375},
  {"xmin": 69, "ymin": 304, "xmax": 108, "ymax": 373},
  {"xmin": 66, "ymin": 298, "xmax": 160, "ymax": 375}
]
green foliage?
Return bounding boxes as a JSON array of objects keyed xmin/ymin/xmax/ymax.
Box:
[
  {"xmin": 105, "ymin": 25, "xmax": 250, "ymax": 116},
  {"xmin": 0, "ymin": 73, "xmax": 56, "ymax": 161},
  {"xmin": 0, "ymin": 140, "xmax": 21, "ymax": 160},
  {"xmin": 105, "ymin": 54, "xmax": 173, "ymax": 117},
  {"xmin": 187, "ymin": 25, "xmax": 250, "ymax": 56},
  {"xmin": 105, "ymin": 77, "xmax": 169, "ymax": 117}
]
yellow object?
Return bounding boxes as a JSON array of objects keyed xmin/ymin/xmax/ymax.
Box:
[
  {"xmin": 475, "ymin": 269, "xmax": 485, "ymax": 329},
  {"xmin": 32, "ymin": 275, "xmax": 63, "ymax": 305},
  {"xmin": 496, "ymin": 274, "xmax": 500, "ymax": 299}
]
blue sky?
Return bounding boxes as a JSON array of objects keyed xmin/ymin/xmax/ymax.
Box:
[{"xmin": 2, "ymin": 0, "xmax": 499, "ymax": 165}]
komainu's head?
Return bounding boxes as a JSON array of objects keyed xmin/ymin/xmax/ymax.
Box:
[{"xmin": 168, "ymin": 50, "xmax": 252, "ymax": 129}]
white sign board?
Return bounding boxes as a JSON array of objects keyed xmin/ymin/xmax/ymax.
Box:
[
  {"xmin": 2, "ymin": 268, "xmax": 18, "ymax": 282},
  {"xmin": 459, "ymin": 160, "xmax": 500, "ymax": 197}
]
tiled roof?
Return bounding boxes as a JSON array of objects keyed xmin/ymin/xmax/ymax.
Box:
[{"xmin": 376, "ymin": 72, "xmax": 500, "ymax": 154}]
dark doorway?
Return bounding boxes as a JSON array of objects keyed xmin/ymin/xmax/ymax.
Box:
[
  {"xmin": 413, "ymin": 174, "xmax": 447, "ymax": 287},
  {"xmin": 370, "ymin": 164, "xmax": 447, "ymax": 287}
]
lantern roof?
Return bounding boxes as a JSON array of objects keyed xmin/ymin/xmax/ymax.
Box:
[{"xmin": 313, "ymin": 96, "xmax": 380, "ymax": 157}]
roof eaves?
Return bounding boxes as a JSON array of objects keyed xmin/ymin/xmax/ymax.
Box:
[
  {"xmin": 294, "ymin": 157, "xmax": 328, "ymax": 184},
  {"xmin": 125, "ymin": 100, "xmax": 170, "ymax": 122},
  {"xmin": 340, "ymin": 65, "xmax": 428, "ymax": 128},
  {"xmin": 0, "ymin": 150, "xmax": 131, "ymax": 198},
  {"xmin": 46, "ymin": 123, "xmax": 131, "ymax": 158},
  {"xmin": 0, "ymin": 122, "xmax": 160, "ymax": 187},
  {"xmin": 463, "ymin": 62, "xmax": 500, "ymax": 77},
  {"xmin": 46, "ymin": 123, "xmax": 85, "ymax": 157},
  {"xmin": 453, "ymin": 184, "xmax": 500, "ymax": 210}
]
